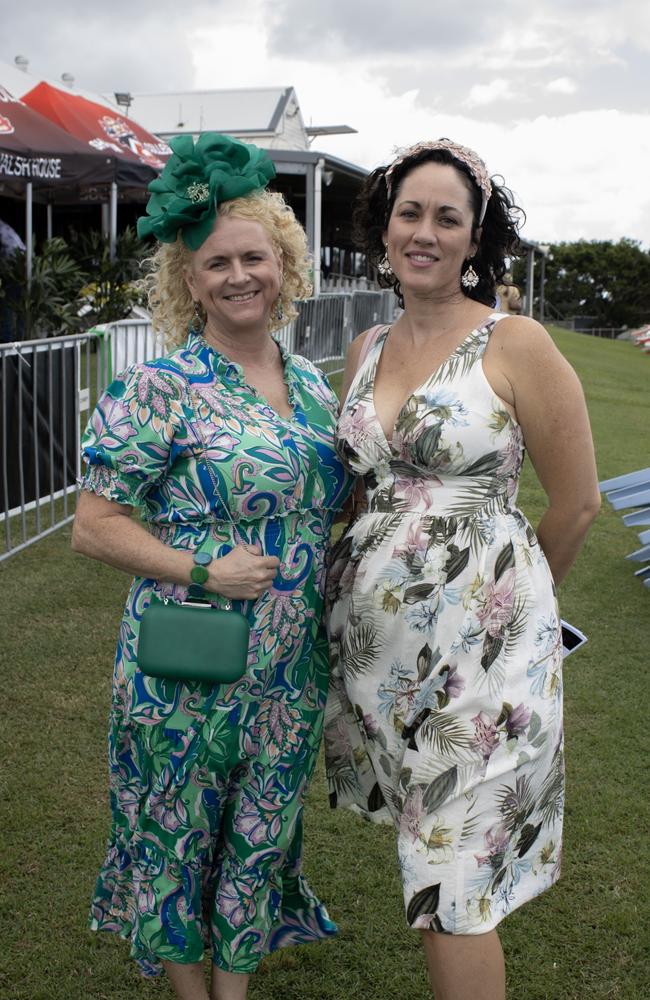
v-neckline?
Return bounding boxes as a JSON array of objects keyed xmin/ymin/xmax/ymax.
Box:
[
  {"xmin": 191, "ymin": 330, "xmax": 301, "ymax": 425},
  {"xmin": 370, "ymin": 316, "xmax": 494, "ymax": 448}
]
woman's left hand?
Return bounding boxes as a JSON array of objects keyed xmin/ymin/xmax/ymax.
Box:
[{"xmin": 207, "ymin": 542, "xmax": 281, "ymax": 600}]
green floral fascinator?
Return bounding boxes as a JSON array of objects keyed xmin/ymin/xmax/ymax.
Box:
[{"xmin": 136, "ymin": 132, "xmax": 276, "ymax": 250}]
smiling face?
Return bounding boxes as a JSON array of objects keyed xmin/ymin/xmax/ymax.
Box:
[
  {"xmin": 184, "ymin": 214, "xmax": 282, "ymax": 340},
  {"xmin": 384, "ymin": 161, "xmax": 479, "ymax": 300}
]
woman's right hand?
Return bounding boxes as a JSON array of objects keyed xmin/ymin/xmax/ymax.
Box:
[{"xmin": 207, "ymin": 544, "xmax": 281, "ymax": 600}]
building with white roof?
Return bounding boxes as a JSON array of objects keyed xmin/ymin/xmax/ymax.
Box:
[
  {"xmin": 116, "ymin": 86, "xmax": 312, "ymax": 150},
  {"xmin": 110, "ymin": 85, "xmax": 365, "ymax": 292}
]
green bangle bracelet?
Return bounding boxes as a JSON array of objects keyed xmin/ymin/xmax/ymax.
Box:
[
  {"xmin": 190, "ymin": 550, "xmax": 213, "ymax": 586},
  {"xmin": 190, "ymin": 564, "xmax": 210, "ymax": 585}
]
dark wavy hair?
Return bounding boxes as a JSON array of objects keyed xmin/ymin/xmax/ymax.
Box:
[{"xmin": 353, "ymin": 143, "xmax": 525, "ymax": 307}]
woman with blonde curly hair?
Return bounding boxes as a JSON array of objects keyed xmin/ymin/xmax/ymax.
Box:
[{"xmin": 72, "ymin": 132, "xmax": 351, "ymax": 1000}]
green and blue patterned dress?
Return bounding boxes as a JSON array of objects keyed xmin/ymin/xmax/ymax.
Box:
[{"xmin": 81, "ymin": 330, "xmax": 352, "ymax": 975}]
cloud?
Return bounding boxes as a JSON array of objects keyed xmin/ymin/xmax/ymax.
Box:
[
  {"xmin": 546, "ymin": 77, "xmax": 578, "ymax": 95},
  {"xmin": 464, "ymin": 78, "xmax": 519, "ymax": 108},
  {"xmin": 0, "ymin": 1, "xmax": 212, "ymax": 92},
  {"xmin": 265, "ymin": 0, "xmax": 650, "ymax": 67},
  {"xmin": 191, "ymin": 14, "xmax": 650, "ymax": 243},
  {"xmin": 1, "ymin": 0, "xmax": 649, "ymax": 244},
  {"xmin": 498, "ymin": 109, "xmax": 650, "ymax": 244},
  {"xmin": 264, "ymin": 0, "xmax": 496, "ymax": 56}
]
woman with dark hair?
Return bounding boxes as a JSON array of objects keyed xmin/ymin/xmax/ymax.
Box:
[{"xmin": 325, "ymin": 139, "xmax": 600, "ymax": 999}]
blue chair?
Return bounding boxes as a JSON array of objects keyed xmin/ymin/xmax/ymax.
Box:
[
  {"xmin": 599, "ymin": 468, "xmax": 650, "ymax": 588},
  {"xmin": 626, "ymin": 543, "xmax": 650, "ymax": 562},
  {"xmin": 599, "ymin": 468, "xmax": 650, "ymax": 492}
]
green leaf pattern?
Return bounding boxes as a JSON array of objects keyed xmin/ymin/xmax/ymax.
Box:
[{"xmin": 81, "ymin": 331, "xmax": 352, "ymax": 974}]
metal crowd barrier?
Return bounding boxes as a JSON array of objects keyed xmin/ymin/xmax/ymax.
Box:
[{"xmin": 0, "ymin": 289, "xmax": 398, "ymax": 561}]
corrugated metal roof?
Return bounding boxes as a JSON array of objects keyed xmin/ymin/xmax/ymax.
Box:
[{"xmin": 118, "ymin": 87, "xmax": 294, "ymax": 136}]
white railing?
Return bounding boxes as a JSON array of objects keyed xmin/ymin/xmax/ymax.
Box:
[
  {"xmin": 0, "ymin": 289, "xmax": 399, "ymax": 560},
  {"xmin": 321, "ymin": 274, "xmax": 378, "ymax": 292}
]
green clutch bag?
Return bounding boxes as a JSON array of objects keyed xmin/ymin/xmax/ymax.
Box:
[
  {"xmin": 137, "ymin": 382, "xmax": 253, "ymax": 686},
  {"xmin": 137, "ymin": 598, "xmax": 250, "ymax": 684}
]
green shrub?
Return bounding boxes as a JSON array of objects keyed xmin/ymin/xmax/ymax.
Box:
[{"xmin": 0, "ymin": 228, "xmax": 148, "ymax": 340}]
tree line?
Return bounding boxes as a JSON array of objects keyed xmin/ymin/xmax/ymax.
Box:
[{"xmin": 512, "ymin": 238, "xmax": 650, "ymax": 330}]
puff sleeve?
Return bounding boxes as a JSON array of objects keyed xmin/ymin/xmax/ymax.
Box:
[{"xmin": 80, "ymin": 363, "xmax": 186, "ymax": 507}]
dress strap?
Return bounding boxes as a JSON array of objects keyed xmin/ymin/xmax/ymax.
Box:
[
  {"xmin": 357, "ymin": 324, "xmax": 388, "ymax": 369},
  {"xmin": 472, "ymin": 312, "xmax": 511, "ymax": 359}
]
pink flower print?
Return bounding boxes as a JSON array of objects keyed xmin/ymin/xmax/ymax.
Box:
[
  {"xmin": 400, "ymin": 785, "xmax": 424, "ymax": 844},
  {"xmin": 475, "ymin": 822, "xmax": 510, "ymax": 868},
  {"xmin": 216, "ymin": 876, "xmax": 257, "ymax": 929},
  {"xmin": 393, "ymin": 521, "xmax": 430, "ymax": 561},
  {"xmin": 101, "ymin": 398, "xmax": 138, "ymax": 446},
  {"xmin": 206, "ymin": 431, "xmax": 240, "ymax": 462},
  {"xmin": 393, "ymin": 475, "xmax": 442, "ymax": 506},
  {"xmin": 234, "ymin": 799, "xmax": 266, "ymax": 847},
  {"xmin": 135, "ymin": 369, "xmax": 178, "ymax": 427},
  {"xmin": 497, "ymin": 435, "xmax": 521, "ymax": 477},
  {"xmin": 506, "ymin": 703, "xmax": 532, "ymax": 739},
  {"xmin": 443, "ymin": 664, "xmax": 466, "ymax": 700},
  {"xmin": 114, "ymin": 783, "xmax": 141, "ymax": 828},
  {"xmin": 362, "ymin": 712, "xmax": 380, "ymax": 738},
  {"xmin": 472, "ymin": 711, "xmax": 499, "ymax": 761},
  {"xmin": 234, "ymin": 781, "xmax": 283, "ymax": 846},
  {"xmin": 197, "ymin": 386, "xmax": 226, "ymax": 417},
  {"xmin": 257, "ymin": 698, "xmax": 303, "ymax": 760},
  {"xmin": 476, "ymin": 567, "xmax": 516, "ymax": 637},
  {"xmin": 337, "ymin": 404, "xmax": 371, "ymax": 450},
  {"xmin": 148, "ymin": 792, "xmax": 189, "ymax": 834},
  {"xmin": 497, "ymin": 433, "xmax": 523, "ymax": 497},
  {"xmin": 258, "ymin": 593, "xmax": 308, "ymax": 658},
  {"xmin": 240, "ymin": 728, "xmax": 260, "ymax": 758},
  {"xmin": 270, "ymin": 593, "xmax": 306, "ymax": 645},
  {"xmin": 136, "ymin": 881, "xmax": 157, "ymax": 915}
]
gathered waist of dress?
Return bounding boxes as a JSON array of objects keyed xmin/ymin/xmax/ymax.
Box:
[
  {"xmin": 144, "ymin": 502, "xmax": 340, "ymax": 529},
  {"xmin": 364, "ymin": 474, "xmax": 516, "ymax": 521}
]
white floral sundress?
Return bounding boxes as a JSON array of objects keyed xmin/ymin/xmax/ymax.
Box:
[{"xmin": 325, "ymin": 313, "xmax": 564, "ymax": 935}]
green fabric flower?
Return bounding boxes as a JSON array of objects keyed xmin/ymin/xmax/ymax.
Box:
[{"xmin": 136, "ymin": 132, "xmax": 276, "ymax": 250}]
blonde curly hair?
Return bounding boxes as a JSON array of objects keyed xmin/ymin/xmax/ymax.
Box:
[{"xmin": 141, "ymin": 189, "xmax": 313, "ymax": 348}]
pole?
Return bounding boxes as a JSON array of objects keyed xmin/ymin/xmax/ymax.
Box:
[
  {"xmin": 109, "ymin": 182, "xmax": 118, "ymax": 260},
  {"xmin": 25, "ymin": 182, "xmax": 33, "ymax": 289},
  {"xmin": 306, "ymin": 163, "xmax": 314, "ymax": 275},
  {"xmin": 539, "ymin": 253, "xmax": 546, "ymax": 324},
  {"xmin": 312, "ymin": 158, "xmax": 324, "ymax": 298},
  {"xmin": 46, "ymin": 203, "xmax": 53, "ymax": 240},
  {"xmin": 525, "ymin": 248, "xmax": 535, "ymax": 317}
]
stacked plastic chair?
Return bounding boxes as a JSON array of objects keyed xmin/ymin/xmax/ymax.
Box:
[
  {"xmin": 599, "ymin": 468, "xmax": 650, "ymax": 588},
  {"xmin": 630, "ymin": 325, "xmax": 650, "ymax": 353}
]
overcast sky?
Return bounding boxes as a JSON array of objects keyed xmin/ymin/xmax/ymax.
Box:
[{"xmin": 2, "ymin": 0, "xmax": 649, "ymax": 245}]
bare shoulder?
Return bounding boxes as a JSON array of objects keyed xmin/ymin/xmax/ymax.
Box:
[
  {"xmin": 340, "ymin": 325, "xmax": 383, "ymax": 404},
  {"xmin": 489, "ymin": 316, "xmax": 575, "ymax": 374},
  {"xmin": 490, "ymin": 315, "xmax": 557, "ymax": 353}
]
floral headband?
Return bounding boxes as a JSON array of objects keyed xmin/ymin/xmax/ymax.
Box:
[
  {"xmin": 384, "ymin": 138, "xmax": 493, "ymax": 223},
  {"xmin": 137, "ymin": 132, "xmax": 276, "ymax": 250}
]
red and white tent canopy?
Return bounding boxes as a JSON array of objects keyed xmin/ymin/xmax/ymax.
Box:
[
  {"xmin": 0, "ymin": 84, "xmax": 115, "ymax": 193},
  {"xmin": 21, "ymin": 81, "xmax": 171, "ymax": 185}
]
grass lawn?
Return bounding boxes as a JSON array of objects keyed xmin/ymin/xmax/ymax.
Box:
[{"xmin": 1, "ymin": 326, "xmax": 649, "ymax": 999}]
